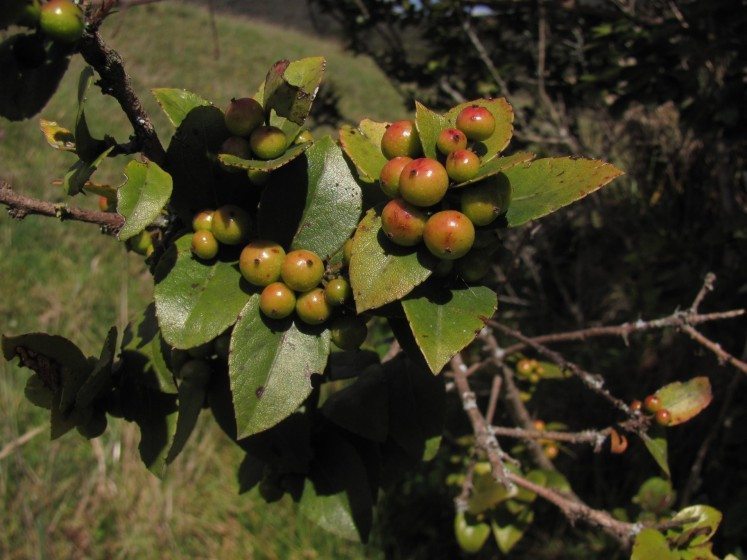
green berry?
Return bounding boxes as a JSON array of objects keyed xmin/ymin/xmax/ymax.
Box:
[
  {"xmin": 295, "ymin": 130, "xmax": 314, "ymax": 144},
  {"xmin": 247, "ymin": 168, "xmax": 270, "ymax": 186},
  {"xmin": 436, "ymin": 128, "xmax": 468, "ymax": 155},
  {"xmin": 379, "ymin": 156, "xmax": 412, "ymax": 198},
  {"xmin": 280, "ymin": 249, "xmax": 325, "ymax": 292},
  {"xmin": 39, "ymin": 0, "xmax": 84, "ymax": 44},
  {"xmin": 455, "ymin": 105, "xmax": 496, "ymax": 141},
  {"xmin": 456, "ymin": 250, "xmax": 492, "ymax": 282},
  {"xmin": 127, "ymin": 230, "xmax": 153, "ymax": 256},
  {"xmin": 423, "ymin": 210, "xmax": 475, "ymax": 260},
  {"xmin": 381, "ymin": 198, "xmax": 427, "ymax": 247},
  {"xmin": 191, "ymin": 230, "xmax": 219, "ymax": 260},
  {"xmin": 399, "ymin": 157, "xmax": 449, "ymax": 207},
  {"xmin": 250, "ymin": 126, "xmax": 287, "ymax": 160},
  {"xmin": 433, "ymin": 259, "xmax": 454, "ymax": 277},
  {"xmin": 225, "ymin": 97, "xmax": 264, "ymax": 137},
  {"xmin": 179, "ymin": 360, "xmax": 211, "ymax": 385},
  {"xmin": 212, "ymin": 205, "xmax": 251, "ymax": 245},
  {"xmin": 325, "ymin": 277, "xmax": 351, "ymax": 306},
  {"xmin": 192, "ymin": 210, "xmax": 214, "ymax": 232},
  {"xmin": 259, "ymin": 282, "xmax": 296, "ymax": 319},
  {"xmin": 342, "ymin": 239, "xmax": 354, "ymax": 267},
  {"xmin": 460, "ymin": 175, "xmax": 511, "ymax": 226},
  {"xmin": 381, "ymin": 120, "xmax": 421, "ymax": 159},
  {"xmin": 221, "ymin": 136, "xmax": 252, "ymax": 159},
  {"xmin": 295, "ymin": 288, "xmax": 331, "ymax": 325},
  {"xmin": 445, "ymin": 149, "xmax": 480, "ymax": 183},
  {"xmin": 239, "ymin": 240, "xmax": 286, "ymax": 287},
  {"xmin": 330, "ymin": 316, "xmax": 368, "ymax": 350}
]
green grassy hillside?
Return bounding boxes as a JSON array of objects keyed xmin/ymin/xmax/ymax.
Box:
[{"xmin": 0, "ymin": 3, "xmax": 402, "ymax": 558}]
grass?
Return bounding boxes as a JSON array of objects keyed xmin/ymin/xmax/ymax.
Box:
[{"xmin": 0, "ymin": 3, "xmax": 402, "ymax": 558}]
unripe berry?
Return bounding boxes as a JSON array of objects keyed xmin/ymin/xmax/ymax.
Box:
[
  {"xmin": 456, "ymin": 250, "xmax": 492, "ymax": 282},
  {"xmin": 423, "ymin": 210, "xmax": 475, "ymax": 260},
  {"xmin": 436, "ymin": 128, "xmax": 468, "ymax": 155},
  {"xmin": 399, "ymin": 158, "xmax": 449, "ymax": 207},
  {"xmin": 381, "ymin": 120, "xmax": 421, "ymax": 159},
  {"xmin": 516, "ymin": 358, "xmax": 534, "ymax": 376},
  {"xmin": 455, "ymin": 105, "xmax": 496, "ymax": 141},
  {"xmin": 192, "ymin": 210, "xmax": 214, "ymax": 232},
  {"xmin": 433, "ymin": 259, "xmax": 454, "ymax": 277},
  {"xmin": 221, "ymin": 136, "xmax": 252, "ymax": 160},
  {"xmin": 460, "ymin": 176, "xmax": 511, "ymax": 226},
  {"xmin": 295, "ymin": 130, "xmax": 314, "ymax": 144},
  {"xmin": 330, "ymin": 316, "xmax": 368, "ymax": 350},
  {"xmin": 224, "ymin": 97, "xmax": 264, "ymax": 137},
  {"xmin": 644, "ymin": 394, "xmax": 662, "ymax": 413},
  {"xmin": 127, "ymin": 230, "xmax": 153, "ymax": 256},
  {"xmin": 342, "ymin": 239, "xmax": 354, "ymax": 267},
  {"xmin": 39, "ymin": 0, "xmax": 84, "ymax": 45},
  {"xmin": 325, "ymin": 277, "xmax": 351, "ymax": 306},
  {"xmin": 191, "ymin": 230, "xmax": 219, "ymax": 260},
  {"xmin": 445, "ymin": 149, "xmax": 480, "ymax": 183},
  {"xmin": 250, "ymin": 126, "xmax": 287, "ymax": 160},
  {"xmin": 655, "ymin": 409, "xmax": 672, "ymax": 426},
  {"xmin": 212, "ymin": 205, "xmax": 251, "ymax": 245},
  {"xmin": 247, "ymin": 168, "xmax": 270, "ymax": 186},
  {"xmin": 295, "ymin": 288, "xmax": 331, "ymax": 325},
  {"xmin": 239, "ymin": 240, "xmax": 286, "ymax": 287},
  {"xmin": 259, "ymin": 282, "xmax": 296, "ymax": 319},
  {"xmin": 281, "ymin": 249, "xmax": 325, "ymax": 292},
  {"xmin": 379, "ymin": 156, "xmax": 412, "ymax": 198},
  {"xmin": 381, "ymin": 198, "xmax": 427, "ymax": 247}
]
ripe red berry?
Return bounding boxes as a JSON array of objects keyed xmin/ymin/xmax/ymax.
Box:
[
  {"xmin": 379, "ymin": 156, "xmax": 413, "ymax": 198},
  {"xmin": 225, "ymin": 97, "xmax": 264, "ymax": 137},
  {"xmin": 191, "ymin": 230, "xmax": 219, "ymax": 260},
  {"xmin": 460, "ymin": 175, "xmax": 511, "ymax": 226},
  {"xmin": 239, "ymin": 240, "xmax": 286, "ymax": 287},
  {"xmin": 280, "ymin": 249, "xmax": 325, "ymax": 292},
  {"xmin": 220, "ymin": 136, "xmax": 252, "ymax": 160},
  {"xmin": 381, "ymin": 198, "xmax": 428, "ymax": 247},
  {"xmin": 445, "ymin": 149, "xmax": 480, "ymax": 183},
  {"xmin": 330, "ymin": 316, "xmax": 368, "ymax": 350},
  {"xmin": 399, "ymin": 158, "xmax": 449, "ymax": 207},
  {"xmin": 325, "ymin": 277, "xmax": 352, "ymax": 306},
  {"xmin": 630, "ymin": 400, "xmax": 643, "ymax": 413},
  {"xmin": 380, "ymin": 120, "xmax": 421, "ymax": 159},
  {"xmin": 655, "ymin": 409, "xmax": 672, "ymax": 426},
  {"xmin": 192, "ymin": 210, "xmax": 214, "ymax": 232},
  {"xmin": 644, "ymin": 395, "xmax": 662, "ymax": 413},
  {"xmin": 259, "ymin": 282, "xmax": 296, "ymax": 319},
  {"xmin": 39, "ymin": 0, "xmax": 84, "ymax": 44},
  {"xmin": 455, "ymin": 105, "xmax": 496, "ymax": 141},
  {"xmin": 212, "ymin": 205, "xmax": 251, "ymax": 245},
  {"xmin": 423, "ymin": 210, "xmax": 475, "ymax": 260},
  {"xmin": 436, "ymin": 128, "xmax": 468, "ymax": 155},
  {"xmin": 295, "ymin": 288, "xmax": 332, "ymax": 325},
  {"xmin": 250, "ymin": 126, "xmax": 287, "ymax": 160}
]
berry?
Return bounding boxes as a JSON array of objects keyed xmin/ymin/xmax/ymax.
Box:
[
  {"xmin": 295, "ymin": 288, "xmax": 331, "ymax": 325},
  {"xmin": 224, "ymin": 97, "xmax": 264, "ymax": 137},
  {"xmin": 379, "ymin": 156, "xmax": 412, "ymax": 198},
  {"xmin": 342, "ymin": 239, "xmax": 354, "ymax": 267},
  {"xmin": 544, "ymin": 444, "xmax": 559, "ymax": 459},
  {"xmin": 247, "ymin": 168, "xmax": 270, "ymax": 186},
  {"xmin": 381, "ymin": 198, "xmax": 427, "ymax": 247},
  {"xmin": 433, "ymin": 259, "xmax": 453, "ymax": 277},
  {"xmin": 127, "ymin": 230, "xmax": 153, "ymax": 256},
  {"xmin": 609, "ymin": 429, "xmax": 628, "ymax": 454},
  {"xmin": 192, "ymin": 210, "xmax": 214, "ymax": 232},
  {"xmin": 281, "ymin": 249, "xmax": 325, "ymax": 292},
  {"xmin": 191, "ymin": 230, "xmax": 219, "ymax": 260},
  {"xmin": 220, "ymin": 136, "xmax": 252, "ymax": 160},
  {"xmin": 630, "ymin": 400, "xmax": 643, "ymax": 413},
  {"xmin": 533, "ymin": 419, "xmax": 546, "ymax": 432},
  {"xmin": 295, "ymin": 130, "xmax": 314, "ymax": 144},
  {"xmin": 460, "ymin": 176, "xmax": 511, "ymax": 226},
  {"xmin": 259, "ymin": 282, "xmax": 296, "ymax": 319},
  {"xmin": 445, "ymin": 149, "xmax": 480, "ymax": 183},
  {"xmin": 399, "ymin": 158, "xmax": 449, "ymax": 207},
  {"xmin": 381, "ymin": 120, "xmax": 421, "ymax": 159},
  {"xmin": 455, "ymin": 105, "xmax": 496, "ymax": 141},
  {"xmin": 239, "ymin": 240, "xmax": 285, "ymax": 287},
  {"xmin": 250, "ymin": 126, "xmax": 287, "ymax": 160},
  {"xmin": 516, "ymin": 358, "xmax": 534, "ymax": 376},
  {"xmin": 655, "ymin": 409, "xmax": 672, "ymax": 426},
  {"xmin": 330, "ymin": 316, "xmax": 368, "ymax": 350},
  {"xmin": 77, "ymin": 412, "xmax": 107, "ymax": 439},
  {"xmin": 179, "ymin": 360, "xmax": 211, "ymax": 385},
  {"xmin": 212, "ymin": 205, "xmax": 251, "ymax": 245},
  {"xmin": 436, "ymin": 128, "xmax": 468, "ymax": 155},
  {"xmin": 456, "ymin": 250, "xmax": 492, "ymax": 282},
  {"xmin": 423, "ymin": 210, "xmax": 475, "ymax": 260},
  {"xmin": 98, "ymin": 196, "xmax": 115, "ymax": 213},
  {"xmin": 325, "ymin": 277, "xmax": 351, "ymax": 306},
  {"xmin": 644, "ymin": 395, "xmax": 662, "ymax": 413},
  {"xmin": 40, "ymin": 0, "xmax": 84, "ymax": 44}
]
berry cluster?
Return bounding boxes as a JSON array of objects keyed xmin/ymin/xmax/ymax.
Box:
[
  {"xmin": 632, "ymin": 395, "xmax": 673, "ymax": 427},
  {"xmin": 189, "ymin": 209, "xmax": 366, "ymax": 350},
  {"xmin": 378, "ymin": 106, "xmax": 508, "ymax": 283},
  {"xmin": 516, "ymin": 358, "xmax": 546, "ymax": 384},
  {"xmin": 11, "ymin": 0, "xmax": 84, "ymax": 44}
]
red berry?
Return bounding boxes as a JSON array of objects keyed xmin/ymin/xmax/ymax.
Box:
[
  {"xmin": 380, "ymin": 198, "xmax": 427, "ymax": 247},
  {"xmin": 655, "ymin": 409, "xmax": 672, "ymax": 426},
  {"xmin": 423, "ymin": 210, "xmax": 475, "ymax": 260},
  {"xmin": 436, "ymin": 128, "xmax": 468, "ymax": 155},
  {"xmin": 445, "ymin": 149, "xmax": 480, "ymax": 183},
  {"xmin": 455, "ymin": 105, "xmax": 496, "ymax": 141},
  {"xmin": 630, "ymin": 400, "xmax": 643, "ymax": 413},
  {"xmin": 379, "ymin": 156, "xmax": 412, "ymax": 198},
  {"xmin": 399, "ymin": 158, "xmax": 449, "ymax": 207},
  {"xmin": 644, "ymin": 395, "xmax": 662, "ymax": 413},
  {"xmin": 381, "ymin": 120, "xmax": 421, "ymax": 159},
  {"xmin": 225, "ymin": 97, "xmax": 264, "ymax": 137}
]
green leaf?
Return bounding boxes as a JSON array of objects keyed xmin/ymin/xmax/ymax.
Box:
[
  {"xmin": 63, "ymin": 146, "xmax": 114, "ymax": 196},
  {"xmin": 402, "ymin": 285, "xmax": 497, "ymax": 374},
  {"xmin": 327, "ymin": 350, "xmax": 380, "ymax": 381},
  {"xmin": 74, "ymin": 67, "xmax": 107, "ymax": 163},
  {"xmin": 154, "ymin": 235, "xmax": 251, "ymax": 349},
  {"xmin": 166, "ymin": 375, "xmax": 208, "ymax": 464},
  {"xmin": 670, "ymin": 505, "xmax": 722, "ymax": 547},
  {"xmin": 228, "ymin": 295, "xmax": 330, "ymax": 438},
  {"xmin": 654, "ymin": 377, "xmax": 713, "ymax": 426},
  {"xmin": 631, "ymin": 529, "xmax": 677, "ymax": 560},
  {"xmin": 415, "ymin": 101, "xmax": 448, "ymax": 160},
  {"xmin": 339, "ymin": 119, "xmax": 388, "ymax": 183},
  {"xmin": 25, "ymin": 375, "xmax": 53, "ymax": 409},
  {"xmin": 76, "ymin": 327, "xmax": 117, "ymax": 408},
  {"xmin": 450, "ymin": 152, "xmax": 535, "ymax": 189},
  {"xmin": 121, "ymin": 303, "xmax": 176, "ymax": 394},
  {"xmin": 468, "ymin": 469, "xmax": 517, "ymax": 514},
  {"xmin": 633, "ymin": 477, "xmax": 676, "ymax": 515},
  {"xmin": 445, "ymin": 98, "xmax": 515, "ymax": 160},
  {"xmin": 454, "ymin": 512, "xmax": 490, "ymax": 554},
  {"xmin": 640, "ymin": 427, "xmax": 670, "ymax": 477},
  {"xmin": 116, "ymin": 159, "xmax": 173, "ymax": 241},
  {"xmin": 152, "ymin": 88, "xmax": 212, "ymax": 128},
  {"xmin": 2, "ymin": 332, "xmax": 88, "ymax": 375},
  {"xmin": 349, "ymin": 208, "xmax": 435, "ymax": 313},
  {"xmin": 491, "ymin": 505, "xmax": 534, "ymax": 554},
  {"xmin": 504, "ymin": 157, "xmax": 624, "ymax": 227},
  {"xmin": 39, "ymin": 119, "xmax": 75, "ymax": 152},
  {"xmin": 263, "ymin": 57, "xmax": 326, "ymax": 126},
  {"xmin": 217, "ymin": 142, "xmax": 309, "ymax": 172}
]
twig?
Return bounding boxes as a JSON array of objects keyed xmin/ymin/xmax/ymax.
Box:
[
  {"xmin": 0, "ymin": 425, "xmax": 46, "ymax": 461},
  {"xmin": 485, "ymin": 376, "xmax": 502, "ymax": 425},
  {"xmin": 492, "ymin": 426, "xmax": 610, "ymax": 448},
  {"xmin": 690, "ymin": 272, "xmax": 716, "ymax": 312},
  {"xmin": 682, "ymin": 325, "xmax": 747, "ymax": 375},
  {"xmin": 0, "ymin": 181, "xmax": 123, "ymax": 234}
]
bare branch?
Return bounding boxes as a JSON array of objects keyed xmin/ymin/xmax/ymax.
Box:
[
  {"xmin": 492, "ymin": 425, "xmax": 610, "ymax": 447},
  {"xmin": 0, "ymin": 425, "xmax": 46, "ymax": 461},
  {"xmin": 682, "ymin": 325, "xmax": 747, "ymax": 375},
  {"xmin": 690, "ymin": 272, "xmax": 716, "ymax": 312}
]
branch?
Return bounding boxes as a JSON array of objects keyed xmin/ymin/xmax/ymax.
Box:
[
  {"xmin": 0, "ymin": 181, "xmax": 123, "ymax": 234},
  {"xmin": 0, "ymin": 425, "xmax": 46, "ymax": 461},
  {"xmin": 492, "ymin": 425, "xmax": 610, "ymax": 448},
  {"xmin": 682, "ymin": 325, "xmax": 747, "ymax": 375}
]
